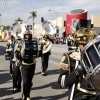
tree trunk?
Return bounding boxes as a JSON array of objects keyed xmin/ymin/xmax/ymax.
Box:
[{"xmin": 32, "ymin": 19, "xmax": 34, "ymax": 38}]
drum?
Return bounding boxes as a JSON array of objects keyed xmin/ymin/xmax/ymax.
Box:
[
  {"xmin": 81, "ymin": 37, "xmax": 100, "ymax": 91},
  {"xmin": 21, "ymin": 40, "xmax": 39, "ymax": 59}
]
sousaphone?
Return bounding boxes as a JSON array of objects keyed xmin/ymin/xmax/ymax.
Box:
[
  {"xmin": 42, "ymin": 20, "xmax": 56, "ymax": 35},
  {"xmin": 11, "ymin": 21, "xmax": 27, "ymax": 38},
  {"xmin": 42, "ymin": 20, "xmax": 56, "ymax": 53}
]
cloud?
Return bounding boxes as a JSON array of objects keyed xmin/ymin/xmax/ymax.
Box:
[{"xmin": 0, "ymin": 0, "xmax": 100, "ymax": 26}]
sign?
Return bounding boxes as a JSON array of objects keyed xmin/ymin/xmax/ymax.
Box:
[
  {"xmin": 26, "ymin": 25, "xmax": 32, "ymax": 30},
  {"xmin": 55, "ymin": 25, "xmax": 59, "ymax": 28}
]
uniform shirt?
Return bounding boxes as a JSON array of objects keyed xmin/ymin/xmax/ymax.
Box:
[
  {"xmin": 58, "ymin": 50, "xmax": 80, "ymax": 73},
  {"xmin": 58, "ymin": 54, "xmax": 98, "ymax": 100},
  {"xmin": 6, "ymin": 39, "xmax": 14, "ymax": 52},
  {"xmin": 39, "ymin": 38, "xmax": 51, "ymax": 55}
]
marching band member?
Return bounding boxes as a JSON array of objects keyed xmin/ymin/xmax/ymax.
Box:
[
  {"xmin": 67, "ymin": 34, "xmax": 77, "ymax": 51},
  {"xmin": 12, "ymin": 36, "xmax": 22, "ymax": 93},
  {"xmin": 16, "ymin": 31, "xmax": 37, "ymax": 100},
  {"xmin": 58, "ymin": 27, "xmax": 97, "ymax": 100},
  {"xmin": 5, "ymin": 35, "xmax": 15, "ymax": 77},
  {"xmin": 39, "ymin": 33, "xmax": 52, "ymax": 76}
]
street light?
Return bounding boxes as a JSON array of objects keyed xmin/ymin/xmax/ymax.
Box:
[{"xmin": 48, "ymin": 10, "xmax": 59, "ymax": 28}]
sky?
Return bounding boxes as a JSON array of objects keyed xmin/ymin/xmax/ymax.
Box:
[{"xmin": 0, "ymin": 0, "xmax": 100, "ymax": 26}]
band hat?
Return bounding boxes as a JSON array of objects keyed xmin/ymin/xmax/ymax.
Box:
[
  {"xmin": 74, "ymin": 27, "xmax": 96, "ymax": 45},
  {"xmin": 44, "ymin": 32, "xmax": 49, "ymax": 36},
  {"xmin": 10, "ymin": 35, "xmax": 15, "ymax": 38},
  {"xmin": 15, "ymin": 36, "xmax": 21, "ymax": 40},
  {"xmin": 24, "ymin": 31, "xmax": 32, "ymax": 35}
]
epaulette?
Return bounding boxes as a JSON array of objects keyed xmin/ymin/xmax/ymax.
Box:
[
  {"xmin": 64, "ymin": 50, "xmax": 75, "ymax": 55},
  {"xmin": 69, "ymin": 51, "xmax": 81, "ymax": 61},
  {"xmin": 59, "ymin": 52, "xmax": 70, "ymax": 71}
]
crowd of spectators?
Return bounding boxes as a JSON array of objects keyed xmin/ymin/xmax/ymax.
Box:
[
  {"xmin": 51, "ymin": 37, "xmax": 67, "ymax": 44},
  {"xmin": 34, "ymin": 36, "xmax": 67, "ymax": 45}
]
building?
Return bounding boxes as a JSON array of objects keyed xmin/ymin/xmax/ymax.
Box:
[
  {"xmin": 34, "ymin": 16, "xmax": 66, "ymax": 38},
  {"xmin": 91, "ymin": 15, "xmax": 100, "ymax": 36},
  {"xmin": 49, "ymin": 16, "xmax": 66, "ymax": 37},
  {"xmin": 66, "ymin": 9, "xmax": 87, "ymax": 35}
]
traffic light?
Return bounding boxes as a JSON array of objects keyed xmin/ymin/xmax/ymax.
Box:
[{"xmin": 41, "ymin": 17, "xmax": 44, "ymax": 22}]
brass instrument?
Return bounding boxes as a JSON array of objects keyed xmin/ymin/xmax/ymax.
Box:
[
  {"xmin": 11, "ymin": 21, "xmax": 27, "ymax": 38},
  {"xmin": 39, "ymin": 19, "xmax": 56, "ymax": 53},
  {"xmin": 42, "ymin": 38, "xmax": 52, "ymax": 54}
]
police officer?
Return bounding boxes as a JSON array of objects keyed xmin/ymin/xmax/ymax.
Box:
[
  {"xmin": 5, "ymin": 35, "xmax": 15, "ymax": 77},
  {"xmin": 39, "ymin": 34, "xmax": 52, "ymax": 76},
  {"xmin": 17, "ymin": 31, "xmax": 36, "ymax": 100},
  {"xmin": 58, "ymin": 27, "xmax": 97, "ymax": 100},
  {"xmin": 12, "ymin": 36, "xmax": 22, "ymax": 93}
]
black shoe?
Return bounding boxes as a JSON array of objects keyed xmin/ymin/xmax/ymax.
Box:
[
  {"xmin": 26, "ymin": 97, "xmax": 30, "ymax": 100},
  {"xmin": 22, "ymin": 97, "xmax": 30, "ymax": 100},
  {"xmin": 41, "ymin": 71, "xmax": 47, "ymax": 76},
  {"xmin": 27, "ymin": 93, "xmax": 30, "ymax": 100},
  {"xmin": 18, "ymin": 88, "xmax": 21, "ymax": 92},
  {"xmin": 22, "ymin": 94, "xmax": 29, "ymax": 100},
  {"xmin": 10, "ymin": 73, "xmax": 13, "ymax": 78},
  {"xmin": 13, "ymin": 88, "xmax": 18, "ymax": 94}
]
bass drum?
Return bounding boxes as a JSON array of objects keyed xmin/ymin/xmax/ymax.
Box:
[{"xmin": 81, "ymin": 37, "xmax": 100, "ymax": 91}]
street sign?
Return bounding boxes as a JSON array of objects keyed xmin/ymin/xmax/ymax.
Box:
[{"xmin": 55, "ymin": 25, "xmax": 59, "ymax": 28}]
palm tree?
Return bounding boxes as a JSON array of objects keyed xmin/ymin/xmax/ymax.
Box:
[
  {"xmin": 28, "ymin": 11, "xmax": 37, "ymax": 37},
  {"xmin": 0, "ymin": 14, "xmax": 3, "ymax": 33},
  {"xmin": 15, "ymin": 17, "xmax": 23, "ymax": 22},
  {"xmin": 0, "ymin": 14, "xmax": 2, "ymax": 25},
  {"xmin": 2, "ymin": 25, "xmax": 6, "ymax": 31},
  {"xmin": 5, "ymin": 25, "xmax": 10, "ymax": 31}
]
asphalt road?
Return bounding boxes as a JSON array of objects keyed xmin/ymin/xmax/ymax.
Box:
[{"xmin": 0, "ymin": 42, "xmax": 69, "ymax": 100}]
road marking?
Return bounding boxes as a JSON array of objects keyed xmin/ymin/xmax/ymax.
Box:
[
  {"xmin": 51, "ymin": 50, "xmax": 65, "ymax": 54},
  {"xmin": 49, "ymin": 60, "xmax": 58, "ymax": 65}
]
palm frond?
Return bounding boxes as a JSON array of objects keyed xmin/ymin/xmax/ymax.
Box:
[
  {"xmin": 28, "ymin": 16, "xmax": 32, "ymax": 19},
  {"xmin": 15, "ymin": 17, "xmax": 23, "ymax": 22},
  {"xmin": 28, "ymin": 11, "xmax": 37, "ymax": 20}
]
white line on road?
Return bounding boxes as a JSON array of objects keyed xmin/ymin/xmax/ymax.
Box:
[{"xmin": 49, "ymin": 60, "xmax": 58, "ymax": 65}]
